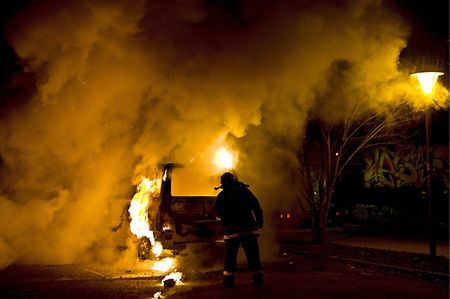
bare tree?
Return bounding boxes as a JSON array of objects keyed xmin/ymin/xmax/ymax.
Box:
[{"xmin": 296, "ymin": 101, "xmax": 418, "ymax": 243}]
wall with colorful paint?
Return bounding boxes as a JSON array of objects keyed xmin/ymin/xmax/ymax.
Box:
[{"xmin": 363, "ymin": 144, "xmax": 449, "ymax": 189}]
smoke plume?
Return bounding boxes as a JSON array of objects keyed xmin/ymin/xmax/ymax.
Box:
[{"xmin": 0, "ymin": 0, "xmax": 444, "ymax": 268}]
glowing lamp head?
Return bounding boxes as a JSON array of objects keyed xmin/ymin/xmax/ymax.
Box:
[{"xmin": 411, "ymin": 72, "xmax": 444, "ymax": 95}]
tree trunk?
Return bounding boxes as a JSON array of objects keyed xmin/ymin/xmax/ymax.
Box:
[{"xmin": 311, "ymin": 207, "xmax": 322, "ymax": 243}]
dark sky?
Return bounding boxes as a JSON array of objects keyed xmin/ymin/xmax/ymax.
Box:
[
  {"xmin": 393, "ymin": 0, "xmax": 449, "ymax": 73},
  {"xmin": 0, "ymin": 0, "xmax": 448, "ymax": 154},
  {"xmin": 0, "ymin": 0, "xmax": 30, "ymax": 114},
  {"xmin": 0, "ymin": 0, "xmax": 448, "ymax": 91},
  {"xmin": 0, "ymin": 0, "xmax": 447, "ymax": 141}
]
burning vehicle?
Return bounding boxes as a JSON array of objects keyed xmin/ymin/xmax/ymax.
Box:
[
  {"xmin": 153, "ymin": 164, "xmax": 223, "ymax": 249},
  {"xmin": 127, "ymin": 163, "xmax": 223, "ymax": 259},
  {"xmin": 116, "ymin": 147, "xmax": 235, "ymax": 294}
]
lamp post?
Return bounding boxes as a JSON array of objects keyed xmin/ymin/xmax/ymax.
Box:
[{"xmin": 410, "ymin": 71, "xmax": 444, "ymax": 257}]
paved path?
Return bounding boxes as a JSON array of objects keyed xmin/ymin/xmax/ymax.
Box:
[
  {"xmin": 331, "ymin": 235, "xmax": 449, "ymax": 258},
  {"xmin": 277, "ymin": 226, "xmax": 449, "ymax": 258}
]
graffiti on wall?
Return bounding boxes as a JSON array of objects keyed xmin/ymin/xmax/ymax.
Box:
[{"xmin": 364, "ymin": 144, "xmax": 449, "ymax": 189}]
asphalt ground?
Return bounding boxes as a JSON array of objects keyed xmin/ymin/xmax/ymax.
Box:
[
  {"xmin": 0, "ymin": 226, "xmax": 448, "ymax": 298},
  {"xmin": 169, "ymin": 256, "xmax": 449, "ymax": 299},
  {"xmin": 0, "ymin": 251, "xmax": 448, "ymax": 299}
]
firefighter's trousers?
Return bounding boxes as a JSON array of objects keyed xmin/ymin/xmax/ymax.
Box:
[{"xmin": 223, "ymin": 234, "xmax": 261, "ymax": 274}]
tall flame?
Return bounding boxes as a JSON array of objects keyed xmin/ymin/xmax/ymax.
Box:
[
  {"xmin": 128, "ymin": 177, "xmax": 161, "ymax": 246},
  {"xmin": 129, "ymin": 177, "xmax": 183, "ymax": 298}
]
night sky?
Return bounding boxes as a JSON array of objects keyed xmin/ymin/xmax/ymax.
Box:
[
  {"xmin": 1, "ymin": 1, "xmax": 448, "ymax": 88},
  {"xmin": 0, "ymin": 1, "xmax": 448, "ymax": 110}
]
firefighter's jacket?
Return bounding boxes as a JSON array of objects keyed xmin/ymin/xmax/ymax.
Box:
[{"xmin": 215, "ymin": 182, "xmax": 263, "ymax": 239}]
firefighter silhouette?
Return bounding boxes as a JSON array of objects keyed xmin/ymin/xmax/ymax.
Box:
[{"xmin": 215, "ymin": 172, "xmax": 264, "ymax": 287}]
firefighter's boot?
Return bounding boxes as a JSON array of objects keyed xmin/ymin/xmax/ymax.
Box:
[
  {"xmin": 223, "ymin": 272, "xmax": 235, "ymax": 287},
  {"xmin": 252, "ymin": 271, "xmax": 263, "ymax": 286}
]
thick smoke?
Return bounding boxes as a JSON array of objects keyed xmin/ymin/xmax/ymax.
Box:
[{"xmin": 0, "ymin": 0, "xmax": 444, "ymax": 268}]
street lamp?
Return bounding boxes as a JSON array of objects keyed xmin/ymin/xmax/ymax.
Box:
[
  {"xmin": 411, "ymin": 72, "xmax": 444, "ymax": 96},
  {"xmin": 410, "ymin": 71, "xmax": 444, "ymax": 257}
]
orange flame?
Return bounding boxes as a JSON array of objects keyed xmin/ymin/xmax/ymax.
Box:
[
  {"xmin": 162, "ymin": 271, "xmax": 183, "ymax": 286},
  {"xmin": 129, "ymin": 177, "xmax": 183, "ymax": 292},
  {"xmin": 128, "ymin": 177, "xmax": 161, "ymax": 251},
  {"xmin": 152, "ymin": 257, "xmax": 175, "ymax": 272},
  {"xmin": 213, "ymin": 147, "xmax": 237, "ymax": 170}
]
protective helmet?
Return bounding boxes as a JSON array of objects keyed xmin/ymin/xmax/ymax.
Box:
[{"xmin": 220, "ymin": 172, "xmax": 236, "ymax": 185}]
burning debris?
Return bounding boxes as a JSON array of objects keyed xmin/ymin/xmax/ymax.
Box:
[
  {"xmin": 162, "ymin": 271, "xmax": 183, "ymax": 287},
  {"xmin": 153, "ymin": 291, "xmax": 163, "ymax": 299}
]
